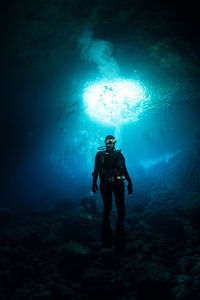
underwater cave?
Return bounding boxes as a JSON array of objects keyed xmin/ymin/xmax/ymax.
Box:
[{"xmin": 1, "ymin": 0, "xmax": 200, "ymax": 299}]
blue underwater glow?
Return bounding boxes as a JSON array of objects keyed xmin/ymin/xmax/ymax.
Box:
[
  {"xmin": 83, "ymin": 78, "xmax": 148, "ymax": 125},
  {"xmin": 3, "ymin": 25, "xmax": 199, "ymax": 210},
  {"xmin": 140, "ymin": 149, "xmax": 182, "ymax": 169}
]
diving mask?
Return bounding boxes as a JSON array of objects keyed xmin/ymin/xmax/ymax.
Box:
[{"xmin": 105, "ymin": 138, "xmax": 117, "ymax": 145}]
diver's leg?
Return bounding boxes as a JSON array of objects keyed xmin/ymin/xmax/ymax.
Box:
[
  {"xmin": 100, "ymin": 182, "xmax": 112, "ymax": 221},
  {"xmin": 100, "ymin": 182, "xmax": 113, "ymax": 248},
  {"xmin": 113, "ymin": 181, "xmax": 126, "ymax": 252},
  {"xmin": 113, "ymin": 181, "xmax": 125, "ymax": 223}
]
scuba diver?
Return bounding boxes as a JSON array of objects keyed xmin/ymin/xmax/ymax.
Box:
[{"xmin": 92, "ymin": 135, "xmax": 133, "ymax": 251}]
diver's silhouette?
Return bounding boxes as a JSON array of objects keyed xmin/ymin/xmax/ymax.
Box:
[{"xmin": 92, "ymin": 135, "xmax": 132, "ymax": 250}]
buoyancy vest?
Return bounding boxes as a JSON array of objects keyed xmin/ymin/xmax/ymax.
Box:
[{"xmin": 98, "ymin": 150, "xmax": 125, "ymax": 181}]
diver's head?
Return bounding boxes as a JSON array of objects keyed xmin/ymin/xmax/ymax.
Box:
[{"xmin": 105, "ymin": 135, "xmax": 117, "ymax": 151}]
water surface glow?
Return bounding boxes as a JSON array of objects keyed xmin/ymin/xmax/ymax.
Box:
[{"xmin": 83, "ymin": 79, "xmax": 148, "ymax": 125}]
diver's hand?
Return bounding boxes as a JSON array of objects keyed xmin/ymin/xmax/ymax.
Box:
[
  {"xmin": 92, "ymin": 182, "xmax": 98, "ymax": 194},
  {"xmin": 127, "ymin": 182, "xmax": 133, "ymax": 195}
]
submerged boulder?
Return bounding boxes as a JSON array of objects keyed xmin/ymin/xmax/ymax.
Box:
[{"xmin": 58, "ymin": 241, "xmax": 91, "ymax": 279}]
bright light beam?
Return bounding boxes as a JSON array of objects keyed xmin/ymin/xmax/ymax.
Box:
[{"xmin": 83, "ymin": 79, "xmax": 148, "ymax": 125}]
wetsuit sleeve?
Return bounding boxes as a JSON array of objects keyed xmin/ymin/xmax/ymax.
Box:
[
  {"xmin": 120, "ymin": 153, "xmax": 132, "ymax": 184},
  {"xmin": 92, "ymin": 152, "xmax": 100, "ymax": 184}
]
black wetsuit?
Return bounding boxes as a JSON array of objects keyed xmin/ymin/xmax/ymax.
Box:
[{"xmin": 92, "ymin": 149, "xmax": 132, "ymax": 222}]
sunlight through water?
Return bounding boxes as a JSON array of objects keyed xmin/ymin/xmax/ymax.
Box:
[{"xmin": 83, "ymin": 79, "xmax": 149, "ymax": 125}]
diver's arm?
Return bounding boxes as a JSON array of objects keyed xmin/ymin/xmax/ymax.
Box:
[
  {"xmin": 92, "ymin": 152, "xmax": 100, "ymax": 182},
  {"xmin": 119, "ymin": 153, "xmax": 131, "ymax": 181},
  {"xmin": 92, "ymin": 152, "xmax": 100, "ymax": 192},
  {"xmin": 120, "ymin": 153, "xmax": 133, "ymax": 194}
]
